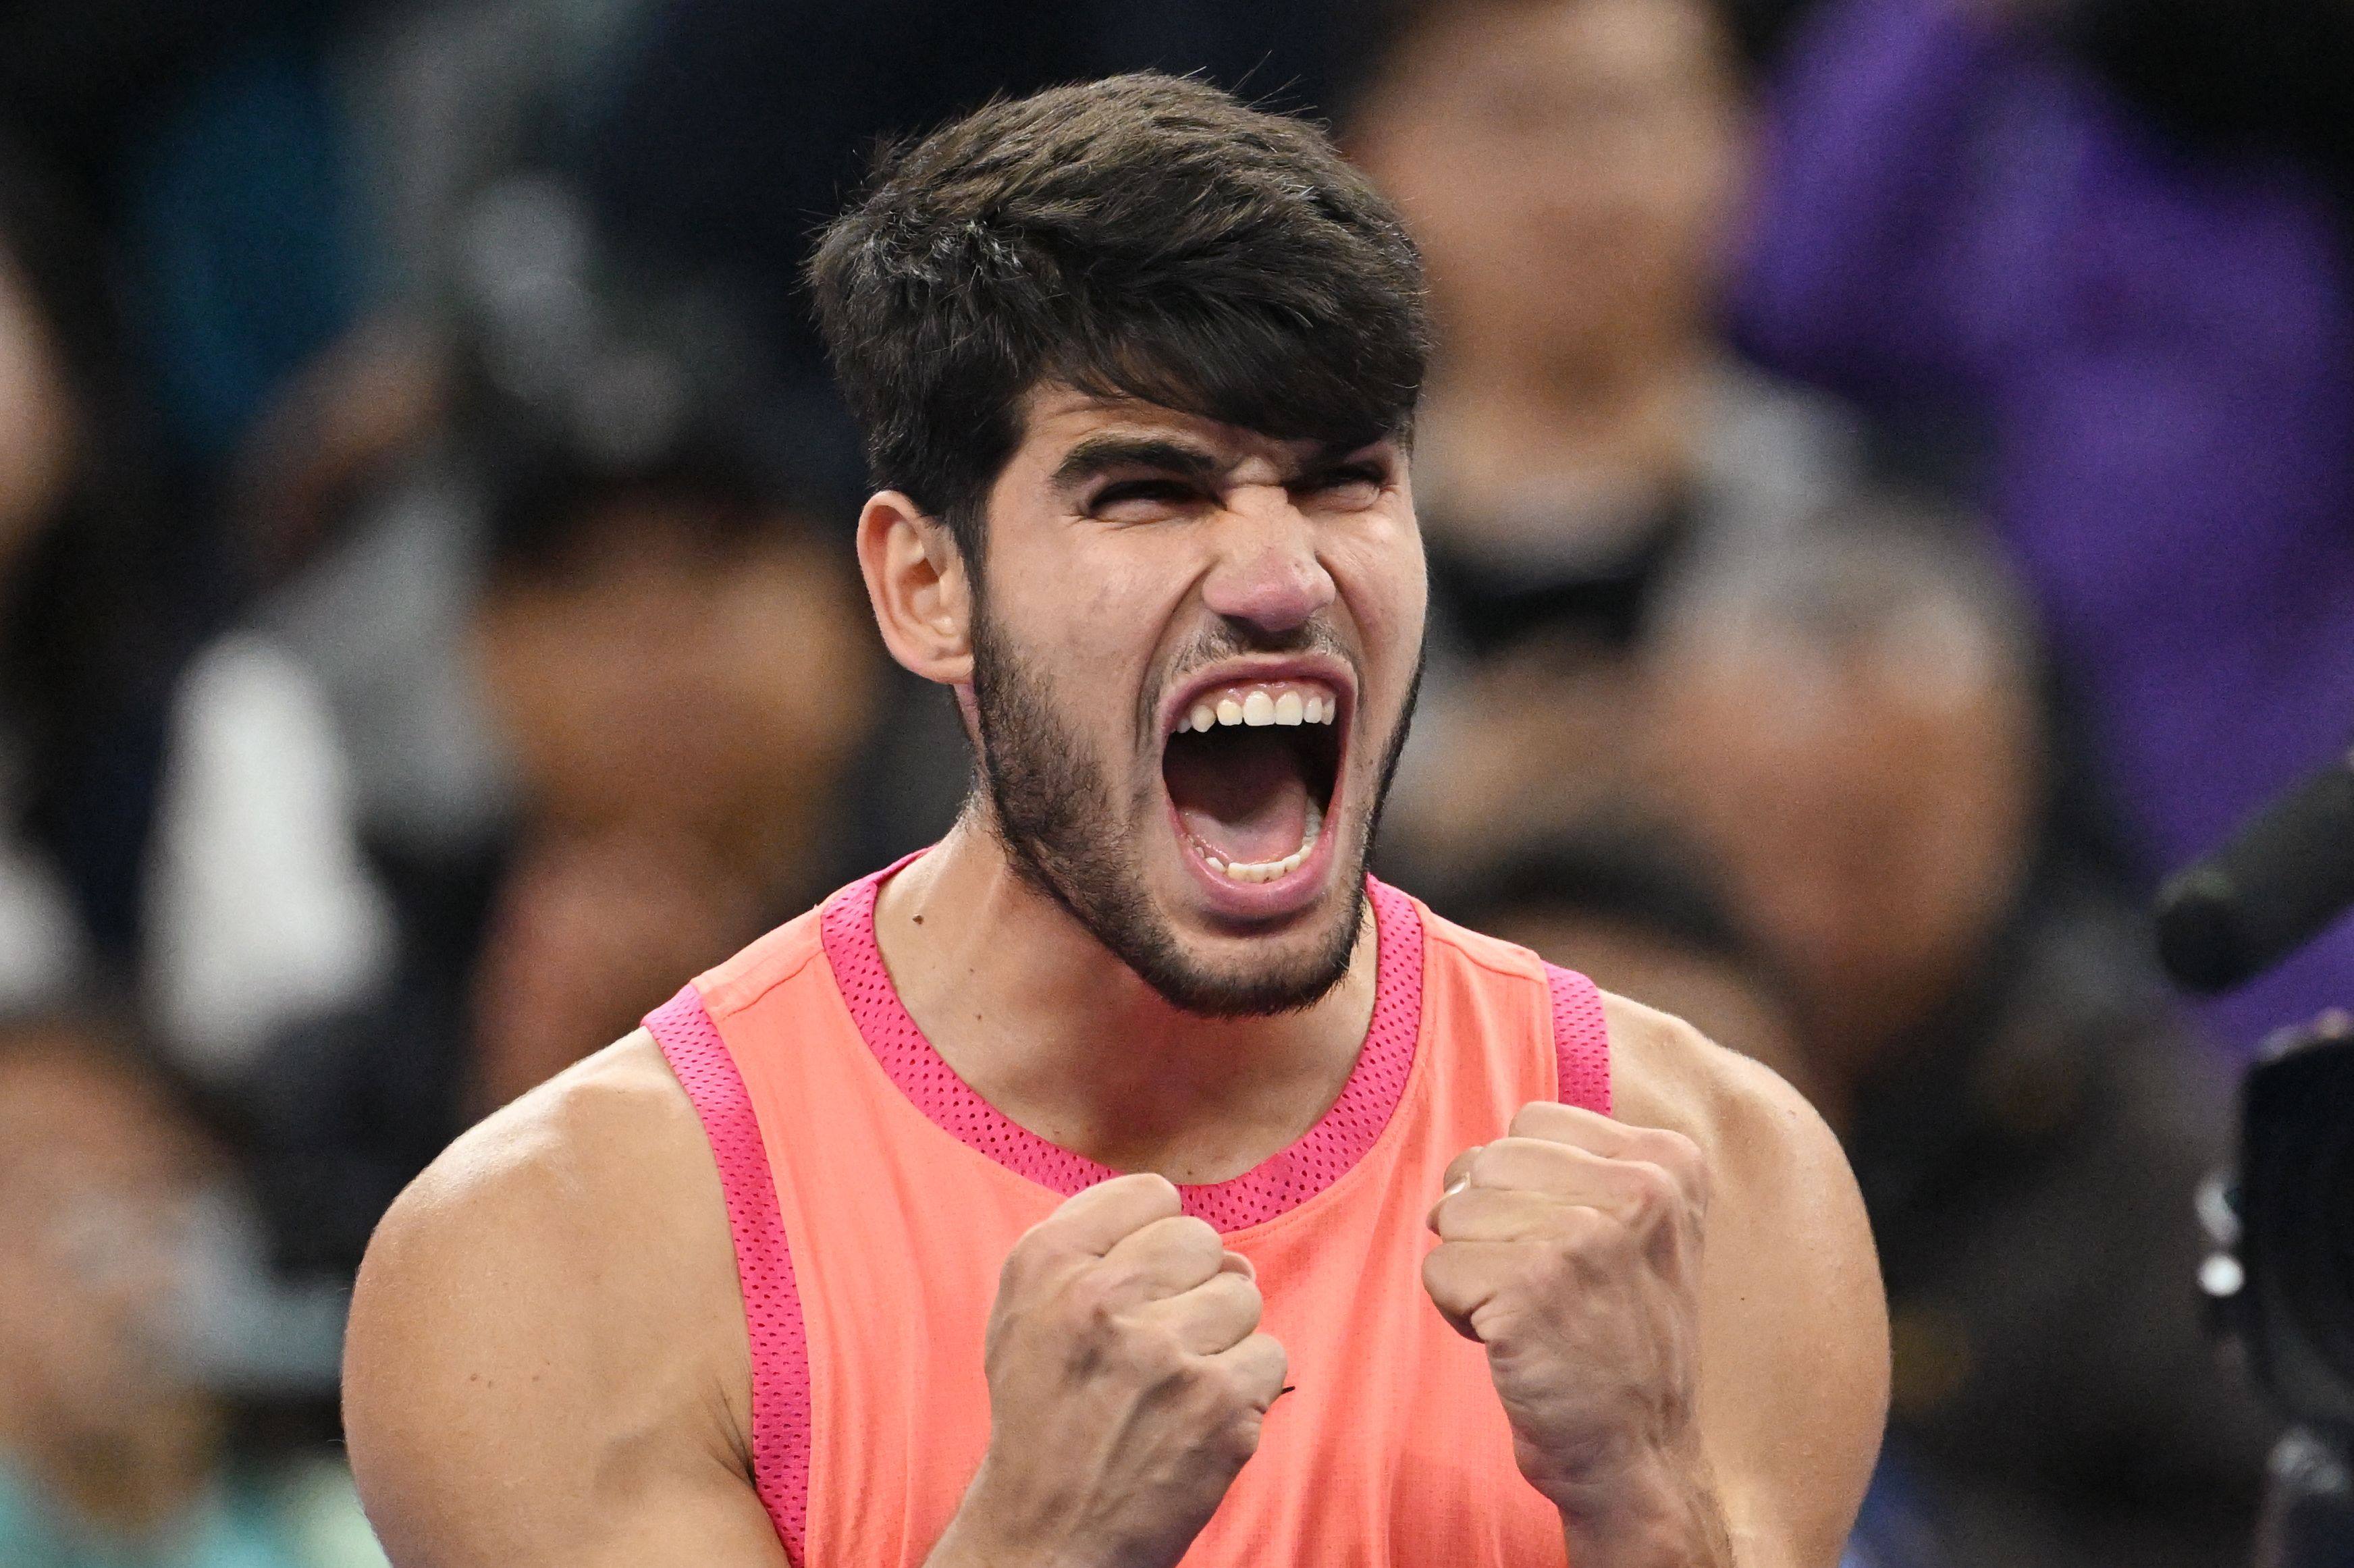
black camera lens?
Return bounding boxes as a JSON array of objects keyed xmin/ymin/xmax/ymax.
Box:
[
  {"xmin": 2241, "ymin": 1023, "xmax": 2354, "ymax": 1432},
  {"xmin": 2275, "ymin": 1125, "xmax": 2354, "ymax": 1391}
]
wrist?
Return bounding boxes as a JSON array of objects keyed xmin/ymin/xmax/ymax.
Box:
[
  {"xmin": 1544, "ymin": 1440, "xmax": 1734, "ymax": 1568},
  {"xmin": 925, "ymin": 1517, "xmax": 1096, "ymax": 1568},
  {"xmin": 928, "ymin": 1473, "xmax": 1127, "ymax": 1568}
]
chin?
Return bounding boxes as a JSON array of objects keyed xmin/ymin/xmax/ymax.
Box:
[
  {"xmin": 1123, "ymin": 823, "xmax": 1368, "ymax": 1019},
  {"xmin": 1128, "ymin": 901, "xmax": 1364, "ymax": 1018}
]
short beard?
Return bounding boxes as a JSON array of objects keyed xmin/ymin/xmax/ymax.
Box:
[{"xmin": 965, "ymin": 603, "xmax": 1419, "ymax": 1019}]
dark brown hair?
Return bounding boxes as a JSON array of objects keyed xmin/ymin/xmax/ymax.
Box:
[{"xmin": 807, "ymin": 72, "xmax": 1428, "ymax": 568}]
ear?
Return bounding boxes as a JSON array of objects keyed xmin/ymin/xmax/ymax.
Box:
[{"xmin": 857, "ymin": 490, "xmax": 973, "ymax": 686}]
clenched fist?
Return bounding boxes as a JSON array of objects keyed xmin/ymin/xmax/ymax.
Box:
[
  {"xmin": 930, "ymin": 1173, "xmax": 1288, "ymax": 1568},
  {"xmin": 1423, "ymin": 1101, "xmax": 1718, "ymax": 1538}
]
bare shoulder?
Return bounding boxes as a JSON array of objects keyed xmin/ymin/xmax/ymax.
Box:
[
  {"xmin": 345, "ymin": 1031, "xmax": 776, "ymax": 1566},
  {"xmin": 1599, "ymin": 990, "xmax": 1848, "ymax": 1201},
  {"xmin": 1599, "ymin": 992, "xmax": 1889, "ymax": 1568}
]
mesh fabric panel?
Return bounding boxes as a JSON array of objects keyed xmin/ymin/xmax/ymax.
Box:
[
  {"xmin": 646, "ymin": 986, "xmax": 807, "ymax": 1563},
  {"xmin": 1545, "ymin": 963, "xmax": 1613, "ymax": 1114},
  {"xmin": 819, "ymin": 870, "xmax": 1426, "ymax": 1233}
]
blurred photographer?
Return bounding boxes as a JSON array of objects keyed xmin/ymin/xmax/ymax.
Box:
[
  {"xmin": 1644, "ymin": 516, "xmax": 2276, "ymax": 1566},
  {"xmin": 1735, "ymin": 0, "xmax": 2354, "ymax": 1058}
]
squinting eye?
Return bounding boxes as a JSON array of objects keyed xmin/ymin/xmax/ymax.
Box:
[
  {"xmin": 1301, "ymin": 467, "xmax": 1387, "ymax": 506},
  {"xmin": 1090, "ymin": 481, "xmax": 1202, "ymax": 517}
]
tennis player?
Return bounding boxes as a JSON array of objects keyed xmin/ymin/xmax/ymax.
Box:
[{"xmin": 344, "ymin": 72, "xmax": 1887, "ymax": 1568}]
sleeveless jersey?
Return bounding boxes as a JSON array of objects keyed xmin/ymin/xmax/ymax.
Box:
[{"xmin": 645, "ymin": 857, "xmax": 1612, "ymax": 1566}]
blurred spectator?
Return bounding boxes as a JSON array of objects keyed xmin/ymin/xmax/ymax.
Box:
[
  {"xmin": 1343, "ymin": 0, "xmax": 1870, "ymax": 876},
  {"xmin": 462, "ymin": 421, "xmax": 880, "ymax": 1110},
  {"xmin": 0, "ymin": 148, "xmax": 99, "ymax": 1008},
  {"xmin": 240, "ymin": 331, "xmax": 886, "ymax": 1272},
  {"xmin": 0, "ymin": 133, "xmax": 230, "ymax": 1007},
  {"xmin": 1432, "ymin": 830, "xmax": 1819, "ymax": 1100},
  {"xmin": 1734, "ymin": 0, "xmax": 2354, "ymax": 1054},
  {"xmin": 1642, "ymin": 514, "xmax": 2274, "ymax": 1567},
  {"xmin": 0, "ymin": 1014, "xmax": 381, "ymax": 1567},
  {"xmin": 0, "ymin": 126, "xmax": 383, "ymax": 1084}
]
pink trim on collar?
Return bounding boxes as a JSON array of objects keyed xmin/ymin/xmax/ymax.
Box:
[{"xmin": 819, "ymin": 859, "xmax": 1425, "ymax": 1233}]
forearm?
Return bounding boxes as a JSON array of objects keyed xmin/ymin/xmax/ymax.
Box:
[{"xmin": 1551, "ymin": 1449, "xmax": 1736, "ymax": 1568}]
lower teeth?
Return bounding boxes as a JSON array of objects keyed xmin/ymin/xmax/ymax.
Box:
[{"xmin": 1208, "ymin": 803, "xmax": 1324, "ymax": 884}]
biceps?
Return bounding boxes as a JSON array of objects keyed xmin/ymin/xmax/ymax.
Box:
[
  {"xmin": 344, "ymin": 1264, "xmax": 783, "ymax": 1567},
  {"xmin": 352, "ymin": 1421, "xmax": 787, "ymax": 1568}
]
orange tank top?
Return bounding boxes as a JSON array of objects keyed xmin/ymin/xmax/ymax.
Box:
[{"xmin": 645, "ymin": 857, "xmax": 1611, "ymax": 1567}]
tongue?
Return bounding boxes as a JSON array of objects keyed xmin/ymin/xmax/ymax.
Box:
[{"xmin": 1164, "ymin": 729, "xmax": 1312, "ymax": 866}]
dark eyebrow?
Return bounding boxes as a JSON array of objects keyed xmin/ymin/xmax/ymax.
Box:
[
  {"xmin": 1050, "ymin": 435, "xmax": 1225, "ymax": 493},
  {"xmin": 1293, "ymin": 439, "xmax": 1393, "ymax": 474}
]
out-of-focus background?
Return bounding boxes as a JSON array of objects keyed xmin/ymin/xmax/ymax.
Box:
[{"xmin": 0, "ymin": 0, "xmax": 2345, "ymax": 1561}]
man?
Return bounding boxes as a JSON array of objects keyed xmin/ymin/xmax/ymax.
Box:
[
  {"xmin": 344, "ymin": 74, "xmax": 1886, "ymax": 1567},
  {"xmin": 1433, "ymin": 832, "xmax": 1819, "ymax": 1107},
  {"xmin": 1642, "ymin": 518, "xmax": 2273, "ymax": 1566},
  {"xmin": 1734, "ymin": 0, "xmax": 2354, "ymax": 1058},
  {"xmin": 1339, "ymin": 0, "xmax": 1869, "ymax": 886}
]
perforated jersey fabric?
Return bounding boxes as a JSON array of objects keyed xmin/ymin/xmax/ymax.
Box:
[
  {"xmin": 651, "ymin": 861, "xmax": 1615, "ymax": 1565},
  {"xmin": 644, "ymin": 985, "xmax": 811, "ymax": 1561},
  {"xmin": 818, "ymin": 867, "xmax": 1426, "ymax": 1233},
  {"xmin": 1545, "ymin": 963, "xmax": 1613, "ymax": 1114}
]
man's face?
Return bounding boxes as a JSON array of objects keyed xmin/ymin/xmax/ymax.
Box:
[
  {"xmin": 1644, "ymin": 622, "xmax": 2039, "ymax": 1067},
  {"xmin": 475, "ymin": 500, "xmax": 877, "ymax": 874},
  {"xmin": 1354, "ymin": 0, "xmax": 1745, "ymax": 375},
  {"xmin": 0, "ymin": 1042, "xmax": 209, "ymax": 1443},
  {"xmin": 962, "ymin": 389, "xmax": 1427, "ymax": 1015}
]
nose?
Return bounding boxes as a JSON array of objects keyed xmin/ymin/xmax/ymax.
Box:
[{"xmin": 1198, "ymin": 486, "xmax": 1337, "ymax": 637}]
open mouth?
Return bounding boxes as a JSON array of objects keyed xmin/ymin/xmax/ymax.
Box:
[{"xmin": 1160, "ymin": 676, "xmax": 1345, "ymax": 888}]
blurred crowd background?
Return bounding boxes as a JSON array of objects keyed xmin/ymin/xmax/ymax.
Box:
[{"xmin": 1, "ymin": 0, "xmax": 2348, "ymax": 1563}]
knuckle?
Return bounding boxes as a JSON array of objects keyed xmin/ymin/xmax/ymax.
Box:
[
  {"xmin": 1117, "ymin": 1171, "xmax": 1183, "ymax": 1212},
  {"xmin": 1642, "ymin": 1127, "xmax": 1708, "ymax": 1189},
  {"xmin": 1622, "ymin": 1160, "xmax": 1678, "ymax": 1221},
  {"xmin": 1551, "ymin": 1203, "xmax": 1617, "ymax": 1259},
  {"xmin": 999, "ymin": 1229, "xmax": 1052, "ymax": 1288},
  {"xmin": 1173, "ymin": 1216, "xmax": 1221, "ymax": 1250},
  {"xmin": 1468, "ymin": 1142, "xmax": 1513, "ymax": 1186},
  {"xmin": 1124, "ymin": 1325, "xmax": 1194, "ymax": 1393},
  {"xmin": 1257, "ymin": 1332, "xmax": 1289, "ymax": 1388},
  {"xmin": 1060, "ymin": 1266, "xmax": 1123, "ymax": 1332}
]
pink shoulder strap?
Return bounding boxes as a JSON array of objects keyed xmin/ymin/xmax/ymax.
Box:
[
  {"xmin": 645, "ymin": 985, "xmax": 809, "ymax": 1562},
  {"xmin": 1544, "ymin": 964, "xmax": 1613, "ymax": 1114}
]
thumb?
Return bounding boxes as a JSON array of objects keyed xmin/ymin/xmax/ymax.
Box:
[{"xmin": 1428, "ymin": 1145, "xmax": 1483, "ymax": 1234}]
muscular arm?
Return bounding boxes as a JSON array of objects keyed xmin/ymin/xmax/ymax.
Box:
[
  {"xmin": 343, "ymin": 1033, "xmax": 785, "ymax": 1567},
  {"xmin": 1425, "ymin": 995, "xmax": 1886, "ymax": 1568},
  {"xmin": 1609, "ymin": 996, "xmax": 1890, "ymax": 1568}
]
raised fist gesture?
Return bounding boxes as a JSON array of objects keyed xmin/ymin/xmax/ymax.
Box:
[
  {"xmin": 1424, "ymin": 1101, "xmax": 1719, "ymax": 1536},
  {"xmin": 932, "ymin": 1174, "xmax": 1287, "ymax": 1568}
]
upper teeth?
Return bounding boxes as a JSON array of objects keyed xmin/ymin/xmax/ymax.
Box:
[{"xmin": 1175, "ymin": 682, "xmax": 1339, "ymax": 733}]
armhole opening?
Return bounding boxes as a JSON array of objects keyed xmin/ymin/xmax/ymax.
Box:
[
  {"xmin": 1544, "ymin": 964, "xmax": 1613, "ymax": 1116},
  {"xmin": 645, "ymin": 986, "xmax": 810, "ymax": 1563}
]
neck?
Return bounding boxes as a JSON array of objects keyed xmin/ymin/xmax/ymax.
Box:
[{"xmin": 870, "ymin": 819, "xmax": 1378, "ymax": 1183}]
